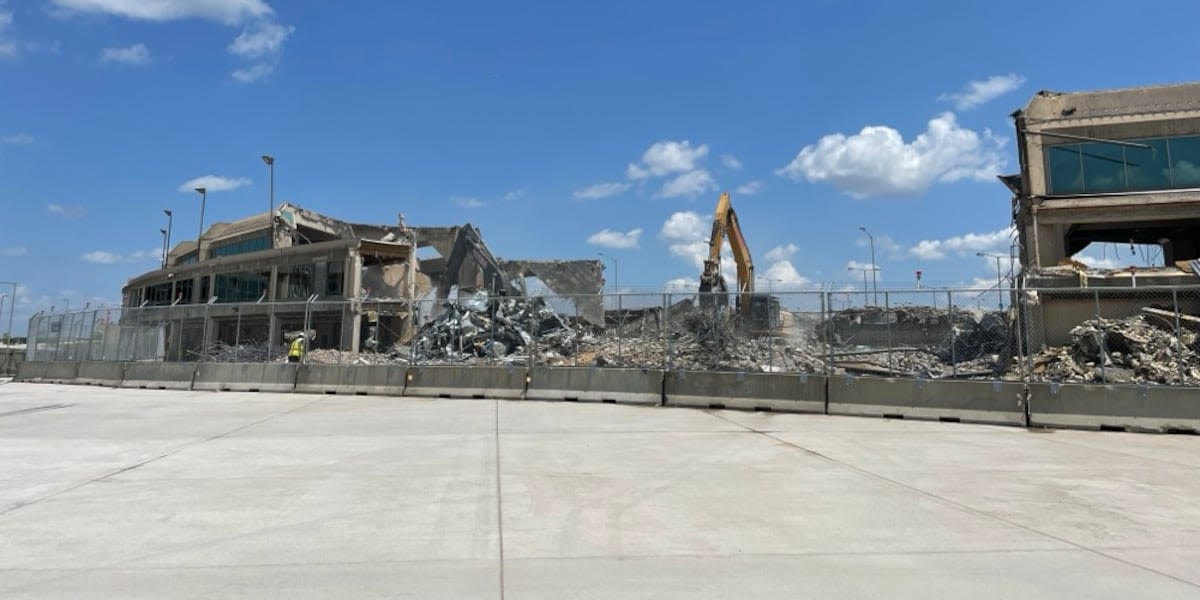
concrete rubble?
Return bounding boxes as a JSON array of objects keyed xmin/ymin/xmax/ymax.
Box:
[{"xmin": 1032, "ymin": 313, "xmax": 1200, "ymax": 384}]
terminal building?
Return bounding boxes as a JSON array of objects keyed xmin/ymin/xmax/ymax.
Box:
[
  {"xmin": 122, "ymin": 203, "xmax": 602, "ymax": 359},
  {"xmin": 1008, "ymin": 82, "xmax": 1200, "ymax": 343}
]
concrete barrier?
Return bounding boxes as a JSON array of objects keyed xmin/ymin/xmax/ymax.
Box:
[
  {"xmin": 526, "ymin": 367, "xmax": 663, "ymax": 405},
  {"xmin": 194, "ymin": 363, "xmax": 297, "ymax": 393},
  {"xmin": 76, "ymin": 362, "xmax": 124, "ymax": 386},
  {"xmin": 664, "ymin": 370, "xmax": 826, "ymax": 413},
  {"xmin": 828, "ymin": 376, "xmax": 1025, "ymax": 426},
  {"xmin": 1028, "ymin": 382, "xmax": 1200, "ymax": 433},
  {"xmin": 404, "ymin": 365, "xmax": 527, "ymax": 400},
  {"xmin": 120, "ymin": 362, "xmax": 196, "ymax": 390},
  {"xmin": 14, "ymin": 360, "xmax": 47, "ymax": 382},
  {"xmin": 0, "ymin": 347, "xmax": 24, "ymax": 377},
  {"xmin": 41, "ymin": 361, "xmax": 80, "ymax": 384},
  {"xmin": 294, "ymin": 364, "xmax": 406, "ymax": 396}
]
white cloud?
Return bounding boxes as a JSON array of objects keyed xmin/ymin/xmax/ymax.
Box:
[
  {"xmin": 908, "ymin": 227, "xmax": 1014, "ymax": 260},
  {"xmin": 775, "ymin": 112, "xmax": 1006, "ymax": 198},
  {"xmin": 178, "ymin": 175, "xmax": 251, "ymax": 192},
  {"xmin": 765, "ymin": 243, "xmax": 797, "ymax": 262},
  {"xmin": 663, "ymin": 277, "xmax": 699, "ymax": 293},
  {"xmin": 627, "ymin": 140, "xmax": 709, "ymax": 179},
  {"xmin": 735, "ymin": 180, "xmax": 762, "ymax": 195},
  {"xmin": 99, "ymin": 43, "xmax": 152, "ymax": 64},
  {"xmin": 1, "ymin": 246, "xmax": 27, "ymax": 257},
  {"xmin": 231, "ymin": 62, "xmax": 273, "ymax": 83},
  {"xmin": 1, "ymin": 132, "xmax": 33, "ymax": 144},
  {"xmin": 940, "ymin": 74, "xmax": 1026, "ymax": 111},
  {"xmin": 227, "ymin": 20, "xmax": 292, "ymax": 58},
  {"xmin": 47, "ymin": 203, "xmax": 85, "ymax": 218},
  {"xmin": 758, "ymin": 260, "xmax": 809, "ymax": 288},
  {"xmin": 660, "ymin": 211, "xmax": 707, "ymax": 245},
  {"xmin": 573, "ymin": 182, "xmax": 631, "ymax": 200},
  {"xmin": 0, "ymin": 3, "xmax": 18, "ymax": 59},
  {"xmin": 1071, "ymin": 254, "xmax": 1124, "ymax": 270},
  {"xmin": 846, "ymin": 260, "xmax": 879, "ymax": 272},
  {"xmin": 587, "ymin": 228, "xmax": 642, "ymax": 249},
  {"xmin": 502, "ymin": 188, "xmax": 525, "ymax": 201},
  {"xmin": 82, "ymin": 248, "xmax": 162, "ymax": 264},
  {"xmin": 49, "ymin": 0, "xmax": 272, "ymax": 25},
  {"xmin": 453, "ymin": 196, "xmax": 484, "ymax": 209},
  {"xmin": 659, "ymin": 169, "xmax": 716, "ymax": 198},
  {"xmin": 721, "ymin": 154, "xmax": 742, "ymax": 169}
]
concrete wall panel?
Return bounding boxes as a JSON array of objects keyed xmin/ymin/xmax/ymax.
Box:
[
  {"xmin": 195, "ymin": 363, "xmax": 298, "ymax": 393},
  {"xmin": 41, "ymin": 361, "xmax": 80, "ymax": 384},
  {"xmin": 664, "ymin": 370, "xmax": 825, "ymax": 413},
  {"xmin": 526, "ymin": 367, "xmax": 663, "ymax": 405},
  {"xmin": 403, "ymin": 365, "xmax": 527, "ymax": 400},
  {"xmin": 1028, "ymin": 382, "xmax": 1200, "ymax": 432},
  {"xmin": 294, "ymin": 364, "xmax": 406, "ymax": 396},
  {"xmin": 76, "ymin": 362, "xmax": 124, "ymax": 387},
  {"xmin": 120, "ymin": 362, "xmax": 196, "ymax": 390},
  {"xmin": 828, "ymin": 376, "xmax": 1025, "ymax": 426},
  {"xmin": 14, "ymin": 360, "xmax": 47, "ymax": 382}
]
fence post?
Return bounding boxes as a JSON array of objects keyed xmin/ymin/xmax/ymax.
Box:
[
  {"xmin": 1174, "ymin": 288, "xmax": 1185, "ymax": 384},
  {"xmin": 948, "ymin": 291, "xmax": 957, "ymax": 379},
  {"xmin": 884, "ymin": 290, "xmax": 893, "ymax": 374},
  {"xmin": 617, "ymin": 292, "xmax": 623, "ymax": 365},
  {"xmin": 1093, "ymin": 288, "xmax": 1105, "ymax": 383},
  {"xmin": 663, "ymin": 293, "xmax": 671, "ymax": 371},
  {"xmin": 823, "ymin": 291, "xmax": 833, "ymax": 377}
]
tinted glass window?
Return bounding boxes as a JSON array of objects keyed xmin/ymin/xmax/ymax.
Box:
[
  {"xmin": 1124, "ymin": 138, "xmax": 1170, "ymax": 190},
  {"xmin": 1047, "ymin": 145, "xmax": 1083, "ymax": 194},
  {"xmin": 1169, "ymin": 136, "xmax": 1200, "ymax": 187},
  {"xmin": 1079, "ymin": 142, "xmax": 1125, "ymax": 192}
]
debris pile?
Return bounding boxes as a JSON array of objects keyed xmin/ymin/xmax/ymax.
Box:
[
  {"xmin": 1032, "ymin": 314, "xmax": 1200, "ymax": 384},
  {"xmin": 200, "ymin": 341, "xmax": 279, "ymax": 362},
  {"xmin": 413, "ymin": 295, "xmax": 592, "ymax": 363}
]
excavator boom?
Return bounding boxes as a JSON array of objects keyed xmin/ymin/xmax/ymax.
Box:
[{"xmin": 697, "ymin": 192, "xmax": 777, "ymax": 332}]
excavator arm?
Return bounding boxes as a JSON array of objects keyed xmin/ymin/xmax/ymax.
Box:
[{"xmin": 699, "ymin": 192, "xmax": 755, "ymax": 310}]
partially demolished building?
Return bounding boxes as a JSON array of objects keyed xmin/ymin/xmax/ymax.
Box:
[
  {"xmin": 122, "ymin": 204, "xmax": 602, "ymax": 358},
  {"xmin": 1009, "ymin": 82, "xmax": 1200, "ymax": 344}
]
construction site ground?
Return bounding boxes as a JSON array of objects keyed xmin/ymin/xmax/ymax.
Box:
[{"xmin": 1, "ymin": 383, "xmax": 1198, "ymax": 599}]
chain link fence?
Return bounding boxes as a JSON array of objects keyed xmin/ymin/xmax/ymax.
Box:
[{"xmin": 23, "ymin": 285, "xmax": 1200, "ymax": 386}]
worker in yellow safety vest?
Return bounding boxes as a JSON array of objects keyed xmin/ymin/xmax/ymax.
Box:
[{"xmin": 288, "ymin": 334, "xmax": 305, "ymax": 363}]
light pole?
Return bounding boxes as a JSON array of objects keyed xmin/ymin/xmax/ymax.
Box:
[
  {"xmin": 848, "ymin": 266, "xmax": 871, "ymax": 297},
  {"xmin": 858, "ymin": 226, "xmax": 878, "ymax": 305},
  {"xmin": 163, "ymin": 209, "xmax": 173, "ymax": 268},
  {"xmin": 159, "ymin": 229, "xmax": 169, "ymax": 269},
  {"xmin": 0, "ymin": 281, "xmax": 12, "ymax": 344},
  {"xmin": 194, "ymin": 187, "xmax": 207, "ymax": 249},
  {"xmin": 977, "ymin": 252, "xmax": 1006, "ymax": 310},
  {"xmin": 597, "ymin": 252, "xmax": 618, "ymax": 295},
  {"xmin": 262, "ymin": 155, "xmax": 275, "ymax": 249}
]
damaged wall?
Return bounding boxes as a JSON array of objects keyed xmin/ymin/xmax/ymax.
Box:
[{"xmin": 501, "ymin": 259, "xmax": 605, "ymax": 324}]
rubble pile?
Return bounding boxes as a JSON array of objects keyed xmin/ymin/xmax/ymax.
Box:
[
  {"xmin": 304, "ymin": 348, "xmax": 409, "ymax": 365},
  {"xmin": 1032, "ymin": 315, "xmax": 1200, "ymax": 384},
  {"xmin": 413, "ymin": 295, "xmax": 593, "ymax": 363},
  {"xmin": 200, "ymin": 341, "xmax": 279, "ymax": 362}
]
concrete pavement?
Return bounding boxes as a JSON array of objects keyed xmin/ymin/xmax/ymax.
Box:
[{"xmin": 0, "ymin": 382, "xmax": 1197, "ymax": 598}]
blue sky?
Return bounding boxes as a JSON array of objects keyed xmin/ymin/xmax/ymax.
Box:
[{"xmin": 2, "ymin": 0, "xmax": 1199, "ymax": 332}]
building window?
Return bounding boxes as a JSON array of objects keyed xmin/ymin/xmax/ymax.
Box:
[
  {"xmin": 278, "ymin": 264, "xmax": 315, "ymax": 300},
  {"xmin": 214, "ymin": 271, "xmax": 271, "ymax": 303},
  {"xmin": 1045, "ymin": 134, "xmax": 1200, "ymax": 194},
  {"xmin": 175, "ymin": 278, "xmax": 194, "ymax": 304},
  {"xmin": 145, "ymin": 283, "xmax": 173, "ymax": 306},
  {"xmin": 177, "ymin": 250, "xmax": 199, "ymax": 265},
  {"xmin": 200, "ymin": 275, "xmax": 211, "ymax": 302},
  {"xmin": 326, "ymin": 261, "xmax": 344, "ymax": 297},
  {"xmin": 209, "ymin": 235, "xmax": 270, "ymax": 259}
]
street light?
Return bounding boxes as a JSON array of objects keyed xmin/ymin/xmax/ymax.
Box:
[
  {"xmin": 0, "ymin": 281, "xmax": 12, "ymax": 343},
  {"xmin": 858, "ymin": 226, "xmax": 878, "ymax": 305},
  {"xmin": 597, "ymin": 252, "xmax": 618, "ymax": 295},
  {"xmin": 194, "ymin": 187, "xmax": 207, "ymax": 249},
  {"xmin": 162, "ymin": 209, "xmax": 173, "ymax": 268},
  {"xmin": 848, "ymin": 265, "xmax": 871, "ymax": 296},
  {"xmin": 977, "ymin": 252, "xmax": 1006, "ymax": 310},
  {"xmin": 262, "ymin": 155, "xmax": 275, "ymax": 249},
  {"xmin": 159, "ymin": 229, "xmax": 168, "ymax": 269}
]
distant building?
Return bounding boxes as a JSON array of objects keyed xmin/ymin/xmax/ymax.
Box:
[{"xmin": 123, "ymin": 203, "xmax": 602, "ymax": 359}]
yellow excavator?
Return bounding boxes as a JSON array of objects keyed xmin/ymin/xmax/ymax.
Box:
[{"xmin": 698, "ymin": 192, "xmax": 779, "ymax": 332}]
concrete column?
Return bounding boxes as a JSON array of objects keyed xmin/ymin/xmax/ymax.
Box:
[{"xmin": 349, "ymin": 251, "xmax": 363, "ymax": 353}]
